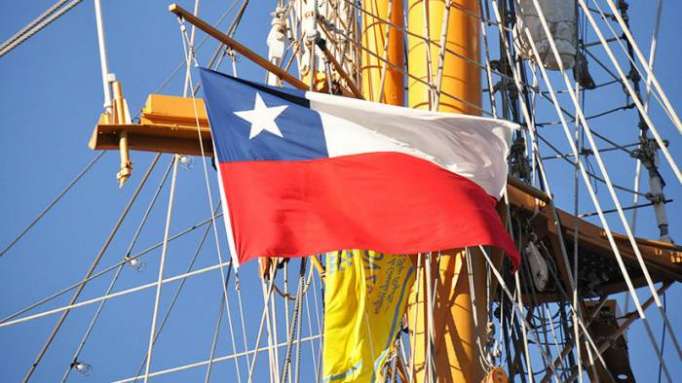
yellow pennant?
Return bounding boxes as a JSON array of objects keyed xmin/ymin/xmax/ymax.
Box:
[{"xmin": 322, "ymin": 250, "xmax": 415, "ymax": 382}]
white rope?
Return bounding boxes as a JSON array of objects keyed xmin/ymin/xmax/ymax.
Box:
[
  {"xmin": 480, "ymin": 245, "xmax": 607, "ymax": 382},
  {"xmin": 0, "ymin": 0, "xmax": 83, "ymax": 58},
  {"xmin": 628, "ymin": 0, "xmax": 663, "ymax": 311},
  {"xmin": 204, "ymin": 294, "xmax": 225, "ymax": 383},
  {"xmin": 522, "ymin": 0, "xmax": 677, "ymax": 377},
  {"xmin": 283, "ymin": 261, "xmax": 292, "ymax": 383},
  {"xmin": 310, "ymin": 262, "xmax": 324, "ymax": 382},
  {"xmin": 234, "ymin": 280, "xmax": 252, "ymax": 377},
  {"xmin": 20, "ymin": 154, "xmax": 161, "ymax": 382},
  {"xmin": 487, "ymin": 6, "xmax": 592, "ymax": 377},
  {"xmin": 642, "ymin": 0, "xmax": 664, "ymax": 111},
  {"xmin": 303, "ymin": 275, "xmax": 319, "ymax": 378},
  {"xmin": 479, "ymin": 0, "xmax": 499, "ymax": 119},
  {"xmin": 142, "ymin": 155, "xmax": 179, "ymax": 382},
  {"xmin": 575, "ymin": 0, "xmax": 681, "ymax": 182},
  {"xmin": 432, "ymin": 2, "xmax": 452, "ymax": 110},
  {"xmin": 409, "ymin": 253, "xmax": 423, "ymax": 381},
  {"xmin": 601, "ymin": 0, "xmax": 682, "ymax": 135},
  {"xmin": 113, "ymin": 334, "xmax": 322, "ymax": 383},
  {"xmin": 1, "ymin": 212, "xmax": 222, "ymax": 325},
  {"xmin": 133, "ymin": 207, "xmax": 220, "ymax": 379},
  {"xmin": 0, "ymin": 260, "xmax": 231, "ymax": 329},
  {"xmin": 424, "ymin": 253, "xmax": 436, "ymax": 382},
  {"xmin": 1, "ymin": 0, "xmax": 72, "ymax": 47},
  {"xmin": 464, "ymin": 249, "xmax": 493, "ymax": 371},
  {"xmin": 179, "ymin": 20, "xmax": 246, "ymax": 382},
  {"xmin": 264, "ymin": 272, "xmax": 280, "ymax": 383},
  {"xmin": 571, "ymin": 65, "xmax": 585, "ymax": 383},
  {"xmin": 542, "ymin": 304, "xmax": 565, "ymax": 377},
  {"xmin": 61, "ymin": 157, "xmax": 173, "ymax": 383},
  {"xmin": 522, "ymin": 0, "xmax": 643, "ymax": 319},
  {"xmin": 0, "ymin": 151, "xmax": 105, "ymax": 258},
  {"xmin": 530, "ymin": 0, "xmax": 681, "ymax": 350},
  {"xmin": 513, "ymin": 273, "xmax": 539, "ymax": 382},
  {"xmin": 248, "ymin": 274, "xmax": 279, "ymax": 382},
  {"xmin": 223, "ymin": 47, "xmax": 254, "ymax": 376}
]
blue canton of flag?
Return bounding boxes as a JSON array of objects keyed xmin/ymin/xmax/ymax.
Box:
[{"xmin": 199, "ymin": 68, "xmax": 329, "ymax": 162}]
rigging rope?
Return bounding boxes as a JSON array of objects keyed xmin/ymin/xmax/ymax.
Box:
[
  {"xmin": 21, "ymin": 154, "xmax": 161, "ymax": 382},
  {"xmin": 142, "ymin": 154, "xmax": 176, "ymax": 383},
  {"xmin": 113, "ymin": 334, "xmax": 322, "ymax": 383},
  {"xmin": 134, "ymin": 206, "xmax": 221, "ymax": 379},
  {"xmin": 0, "ymin": 260, "xmax": 233, "ymax": 330},
  {"xmin": 0, "ymin": 0, "xmax": 83, "ymax": 58},
  {"xmin": 0, "ymin": 151, "xmax": 105, "ymax": 258},
  {"xmin": 60, "ymin": 156, "xmax": 174, "ymax": 383},
  {"xmin": 0, "ymin": 212, "xmax": 224, "ymax": 326},
  {"xmin": 179, "ymin": 16, "xmax": 253, "ymax": 380},
  {"xmin": 280, "ymin": 258, "xmax": 306, "ymax": 383},
  {"xmin": 577, "ymin": 0, "xmax": 681, "ymax": 182},
  {"xmin": 204, "ymin": 291, "xmax": 226, "ymax": 383},
  {"xmin": 489, "ymin": 6, "xmax": 594, "ymax": 378},
  {"xmin": 527, "ymin": 0, "xmax": 681, "ymax": 368}
]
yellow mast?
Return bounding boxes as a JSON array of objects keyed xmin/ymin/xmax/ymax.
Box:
[
  {"xmin": 361, "ymin": 0, "xmax": 404, "ymax": 105},
  {"xmin": 406, "ymin": 1, "xmax": 486, "ymax": 382}
]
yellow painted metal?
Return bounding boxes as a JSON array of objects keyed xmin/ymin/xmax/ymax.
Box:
[
  {"xmin": 89, "ymin": 94, "xmax": 212, "ymax": 157},
  {"xmin": 139, "ymin": 94, "xmax": 209, "ymax": 127},
  {"xmin": 406, "ymin": 1, "xmax": 486, "ymax": 382},
  {"xmin": 407, "ymin": 0, "xmax": 481, "ymax": 114},
  {"xmin": 111, "ymin": 81, "xmax": 132, "ymax": 187},
  {"xmin": 361, "ymin": 0, "xmax": 404, "ymax": 104}
]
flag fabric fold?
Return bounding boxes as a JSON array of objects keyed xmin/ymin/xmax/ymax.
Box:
[{"xmin": 199, "ymin": 68, "xmax": 520, "ymax": 268}]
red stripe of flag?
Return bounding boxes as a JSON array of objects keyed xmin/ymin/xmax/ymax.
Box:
[{"xmin": 219, "ymin": 151, "xmax": 520, "ymax": 267}]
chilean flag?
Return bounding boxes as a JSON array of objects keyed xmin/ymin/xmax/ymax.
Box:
[{"xmin": 200, "ymin": 68, "xmax": 520, "ymax": 268}]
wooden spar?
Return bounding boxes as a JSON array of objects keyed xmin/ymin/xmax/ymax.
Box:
[
  {"xmin": 168, "ymin": 4, "xmax": 309, "ymax": 91},
  {"xmin": 406, "ymin": 1, "xmax": 486, "ymax": 382}
]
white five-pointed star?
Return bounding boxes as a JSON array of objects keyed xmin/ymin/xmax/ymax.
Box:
[{"xmin": 233, "ymin": 92, "xmax": 288, "ymax": 139}]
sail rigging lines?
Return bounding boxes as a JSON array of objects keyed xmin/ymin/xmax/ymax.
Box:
[
  {"xmin": 179, "ymin": 16, "xmax": 257, "ymax": 382},
  {"xmin": 0, "ymin": 259, "xmax": 234, "ymax": 330},
  {"xmin": 142, "ymin": 154, "xmax": 180, "ymax": 383},
  {"xmin": 0, "ymin": 0, "xmax": 83, "ymax": 58},
  {"xmin": 575, "ymin": 0, "xmax": 681, "ymax": 182},
  {"xmin": 521, "ymin": 0, "xmax": 681, "ymax": 362},
  {"xmin": 0, "ymin": 151, "xmax": 105, "ymax": 258},
  {"xmin": 0, "ymin": 212, "xmax": 223, "ymax": 325},
  {"xmin": 113, "ymin": 334, "xmax": 323, "ymax": 383},
  {"xmin": 484, "ymin": 1, "xmax": 680, "ymax": 378},
  {"xmin": 21, "ymin": 154, "xmax": 162, "ymax": 382},
  {"xmin": 61, "ymin": 157, "xmax": 176, "ymax": 383}
]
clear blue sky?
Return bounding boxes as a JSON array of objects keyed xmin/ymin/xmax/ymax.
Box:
[{"xmin": 1, "ymin": 1, "xmax": 681, "ymax": 382}]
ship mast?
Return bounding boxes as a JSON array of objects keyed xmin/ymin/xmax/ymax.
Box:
[{"xmin": 403, "ymin": 1, "xmax": 487, "ymax": 381}]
